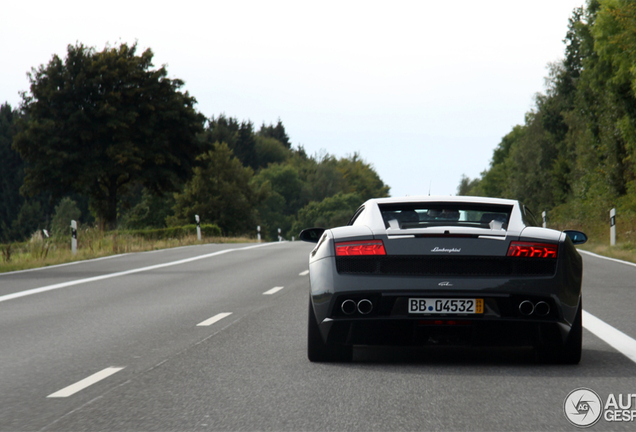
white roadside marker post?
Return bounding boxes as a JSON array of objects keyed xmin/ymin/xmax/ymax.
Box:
[
  {"xmin": 257, "ymin": 225, "xmax": 261, "ymax": 242},
  {"xmin": 542, "ymin": 211, "xmax": 547, "ymax": 228},
  {"xmin": 195, "ymin": 215, "xmax": 201, "ymax": 241},
  {"xmin": 610, "ymin": 208, "xmax": 616, "ymax": 246},
  {"xmin": 70, "ymin": 220, "xmax": 77, "ymax": 255},
  {"xmin": 278, "ymin": 228, "xmax": 282, "ymax": 242}
]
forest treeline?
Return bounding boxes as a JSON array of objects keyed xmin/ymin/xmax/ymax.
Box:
[
  {"xmin": 459, "ymin": 0, "xmax": 636, "ymax": 241},
  {"xmin": 0, "ymin": 44, "xmax": 389, "ymax": 243}
]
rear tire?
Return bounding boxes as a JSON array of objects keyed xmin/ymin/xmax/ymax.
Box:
[
  {"xmin": 308, "ymin": 299, "xmax": 352, "ymax": 362},
  {"xmin": 537, "ymin": 301, "xmax": 582, "ymax": 364}
]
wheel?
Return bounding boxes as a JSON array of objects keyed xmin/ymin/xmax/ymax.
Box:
[
  {"xmin": 308, "ymin": 299, "xmax": 352, "ymax": 362},
  {"xmin": 560, "ymin": 300, "xmax": 583, "ymax": 364},
  {"xmin": 537, "ymin": 301, "xmax": 582, "ymax": 364}
]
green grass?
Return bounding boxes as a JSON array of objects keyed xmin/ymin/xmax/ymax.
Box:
[
  {"xmin": 578, "ymin": 241, "xmax": 636, "ymax": 264},
  {"xmin": 0, "ymin": 227, "xmax": 257, "ymax": 273}
]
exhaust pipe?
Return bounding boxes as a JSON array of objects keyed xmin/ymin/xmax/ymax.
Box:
[
  {"xmin": 341, "ymin": 299, "xmax": 356, "ymax": 315},
  {"xmin": 534, "ymin": 301, "xmax": 550, "ymax": 317},
  {"xmin": 519, "ymin": 300, "xmax": 535, "ymax": 316},
  {"xmin": 357, "ymin": 299, "xmax": 373, "ymax": 315}
]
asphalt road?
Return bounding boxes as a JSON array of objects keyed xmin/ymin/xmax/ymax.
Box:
[{"xmin": 1, "ymin": 241, "xmax": 635, "ymax": 431}]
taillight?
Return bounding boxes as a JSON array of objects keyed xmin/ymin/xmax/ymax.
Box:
[
  {"xmin": 335, "ymin": 240, "xmax": 386, "ymax": 256},
  {"xmin": 507, "ymin": 242, "xmax": 558, "ymax": 258}
]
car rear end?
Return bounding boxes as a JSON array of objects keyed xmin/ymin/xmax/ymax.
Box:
[{"xmin": 308, "ymin": 198, "xmax": 582, "ymax": 359}]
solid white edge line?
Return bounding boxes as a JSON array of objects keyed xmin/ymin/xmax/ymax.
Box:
[
  {"xmin": 47, "ymin": 367, "xmax": 125, "ymax": 398},
  {"xmin": 578, "ymin": 249, "xmax": 636, "ymax": 269},
  {"xmin": 1, "ymin": 241, "xmax": 283, "ymax": 277},
  {"xmin": 0, "ymin": 253, "xmax": 131, "ymax": 276},
  {"xmin": 0, "ymin": 242, "xmax": 284, "ymax": 304},
  {"xmin": 299, "ymin": 270, "xmax": 309, "ymax": 276},
  {"xmin": 583, "ymin": 310, "xmax": 636, "ymax": 364},
  {"xmin": 263, "ymin": 286, "xmax": 284, "ymax": 295},
  {"xmin": 197, "ymin": 312, "xmax": 233, "ymax": 327}
]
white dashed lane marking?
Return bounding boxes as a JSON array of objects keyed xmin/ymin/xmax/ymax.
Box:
[
  {"xmin": 263, "ymin": 286, "xmax": 284, "ymax": 295},
  {"xmin": 47, "ymin": 367, "xmax": 125, "ymax": 398},
  {"xmin": 299, "ymin": 270, "xmax": 309, "ymax": 276},
  {"xmin": 197, "ymin": 312, "xmax": 233, "ymax": 327}
]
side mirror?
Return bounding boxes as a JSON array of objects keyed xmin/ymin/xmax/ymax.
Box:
[
  {"xmin": 299, "ymin": 228, "xmax": 326, "ymax": 243},
  {"xmin": 564, "ymin": 230, "xmax": 588, "ymax": 245}
]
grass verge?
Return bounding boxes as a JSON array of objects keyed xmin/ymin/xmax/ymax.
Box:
[
  {"xmin": 0, "ymin": 228, "xmax": 257, "ymax": 274},
  {"xmin": 577, "ymin": 241, "xmax": 636, "ymax": 265},
  {"xmin": 550, "ymin": 217, "xmax": 636, "ymax": 264},
  {"xmin": 4, "ymin": 224, "xmax": 633, "ymax": 274}
]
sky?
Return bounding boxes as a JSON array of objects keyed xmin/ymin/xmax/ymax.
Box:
[{"xmin": 1, "ymin": 0, "xmax": 586, "ymax": 198}]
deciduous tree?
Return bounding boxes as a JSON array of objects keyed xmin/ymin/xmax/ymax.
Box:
[
  {"xmin": 291, "ymin": 192, "xmax": 363, "ymax": 236},
  {"xmin": 0, "ymin": 103, "xmax": 23, "ymax": 240},
  {"xmin": 168, "ymin": 142, "xmax": 259, "ymax": 235},
  {"xmin": 13, "ymin": 42, "xmax": 205, "ymax": 230}
]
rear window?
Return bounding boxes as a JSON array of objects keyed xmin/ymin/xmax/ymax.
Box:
[{"xmin": 379, "ymin": 203, "xmax": 513, "ymax": 230}]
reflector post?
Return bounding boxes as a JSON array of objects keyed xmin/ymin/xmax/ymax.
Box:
[
  {"xmin": 507, "ymin": 242, "xmax": 558, "ymax": 258},
  {"xmin": 335, "ymin": 240, "xmax": 386, "ymax": 256}
]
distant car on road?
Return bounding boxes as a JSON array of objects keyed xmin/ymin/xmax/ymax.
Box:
[{"xmin": 300, "ymin": 196, "xmax": 587, "ymax": 363}]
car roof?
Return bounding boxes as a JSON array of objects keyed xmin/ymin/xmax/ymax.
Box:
[{"xmin": 366, "ymin": 195, "xmax": 519, "ymax": 206}]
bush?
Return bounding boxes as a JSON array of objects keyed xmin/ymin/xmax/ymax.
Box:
[
  {"xmin": 120, "ymin": 224, "xmax": 221, "ymax": 240},
  {"xmin": 51, "ymin": 197, "xmax": 81, "ymax": 235}
]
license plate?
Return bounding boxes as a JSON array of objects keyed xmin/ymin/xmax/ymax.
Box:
[{"xmin": 408, "ymin": 298, "xmax": 484, "ymax": 314}]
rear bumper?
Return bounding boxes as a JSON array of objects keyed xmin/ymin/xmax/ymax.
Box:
[
  {"xmin": 312, "ymin": 290, "xmax": 579, "ymax": 348},
  {"xmin": 319, "ymin": 315, "xmax": 571, "ymax": 348}
]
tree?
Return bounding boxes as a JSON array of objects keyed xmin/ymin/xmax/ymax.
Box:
[
  {"xmin": 456, "ymin": 0, "xmax": 636, "ymax": 228},
  {"xmin": 50, "ymin": 197, "xmax": 81, "ymax": 235},
  {"xmin": 0, "ymin": 103, "xmax": 24, "ymax": 241},
  {"xmin": 252, "ymin": 164, "xmax": 303, "ymax": 216},
  {"xmin": 13, "ymin": 42, "xmax": 205, "ymax": 230},
  {"xmin": 290, "ymin": 151, "xmax": 345, "ymax": 203},
  {"xmin": 290, "ymin": 192, "xmax": 363, "ymax": 236},
  {"xmin": 336, "ymin": 153, "xmax": 390, "ymax": 200},
  {"xmin": 119, "ymin": 188, "xmax": 175, "ymax": 229},
  {"xmin": 457, "ymin": 4, "xmax": 602, "ymax": 211},
  {"xmin": 203, "ymin": 115, "xmax": 240, "ymax": 151},
  {"xmin": 251, "ymin": 164, "xmax": 304, "ymax": 239},
  {"xmin": 168, "ymin": 142, "xmax": 259, "ymax": 235},
  {"xmin": 7, "ymin": 201, "xmax": 43, "ymax": 241},
  {"xmin": 204, "ymin": 116, "xmax": 262, "ymax": 170},
  {"xmin": 254, "ymin": 135, "xmax": 289, "ymax": 167},
  {"xmin": 258, "ymin": 119, "xmax": 291, "ymax": 149},
  {"xmin": 456, "ymin": 175, "xmax": 480, "ymax": 196}
]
